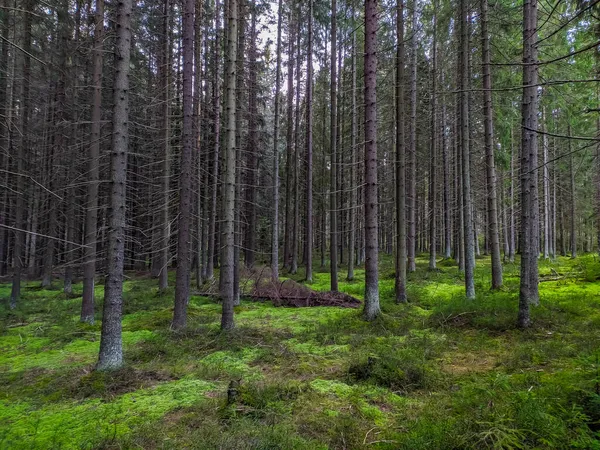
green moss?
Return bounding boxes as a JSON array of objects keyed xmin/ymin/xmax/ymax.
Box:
[
  {"xmin": 2, "ymin": 254, "xmax": 600, "ymax": 448},
  {"xmin": 0, "ymin": 378, "xmax": 217, "ymax": 449}
]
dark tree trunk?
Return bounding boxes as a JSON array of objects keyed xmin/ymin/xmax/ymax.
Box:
[
  {"xmin": 158, "ymin": 0, "xmax": 171, "ymax": 292},
  {"xmin": 395, "ymin": 0, "xmax": 407, "ymax": 302},
  {"xmin": 10, "ymin": 0, "xmax": 33, "ymax": 309},
  {"xmin": 363, "ymin": 0, "xmax": 380, "ymax": 321},
  {"xmin": 329, "ymin": 0, "xmax": 338, "ymax": 291},
  {"xmin": 97, "ymin": 0, "xmax": 132, "ymax": 370},
  {"xmin": 460, "ymin": 0, "xmax": 475, "ymax": 299},
  {"xmin": 271, "ymin": 0, "xmax": 283, "ymax": 281},
  {"xmin": 518, "ymin": 0, "xmax": 540, "ymax": 328},
  {"xmin": 220, "ymin": 0, "xmax": 237, "ymax": 330},
  {"xmin": 305, "ymin": 0, "xmax": 314, "ymax": 283},
  {"xmin": 82, "ymin": 0, "xmax": 104, "ymax": 322},
  {"xmin": 347, "ymin": 3, "xmax": 357, "ymax": 281}
]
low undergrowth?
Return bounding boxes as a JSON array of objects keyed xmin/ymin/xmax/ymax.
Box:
[{"xmin": 1, "ymin": 254, "xmax": 600, "ymax": 448}]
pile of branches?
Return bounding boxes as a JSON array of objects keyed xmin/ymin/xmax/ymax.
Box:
[{"xmin": 195, "ymin": 266, "xmax": 361, "ymax": 309}]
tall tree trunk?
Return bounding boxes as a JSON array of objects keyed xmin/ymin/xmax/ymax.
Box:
[
  {"xmin": 244, "ymin": 6, "xmax": 258, "ymax": 268},
  {"xmin": 395, "ymin": 0, "xmax": 407, "ymax": 302},
  {"xmin": 220, "ymin": 0, "xmax": 237, "ymax": 330},
  {"xmin": 330, "ymin": 0, "xmax": 338, "ymax": 291},
  {"xmin": 542, "ymin": 113, "xmax": 550, "ymax": 259},
  {"xmin": 158, "ymin": 0, "xmax": 171, "ymax": 292},
  {"xmin": 291, "ymin": 16, "xmax": 301, "ymax": 275},
  {"xmin": 481, "ymin": 0, "xmax": 502, "ymax": 288},
  {"xmin": 460, "ymin": 0, "xmax": 475, "ymax": 299},
  {"xmin": 363, "ymin": 0, "xmax": 380, "ymax": 321},
  {"xmin": 82, "ymin": 0, "xmax": 104, "ymax": 321},
  {"xmin": 407, "ymin": 0, "xmax": 417, "ymax": 273},
  {"xmin": 509, "ymin": 127, "xmax": 516, "ymax": 262},
  {"xmin": 428, "ymin": 1, "xmax": 437, "ymax": 271},
  {"xmin": 42, "ymin": 0, "xmax": 70, "ymax": 290},
  {"xmin": 305, "ymin": 0, "xmax": 314, "ymax": 283},
  {"xmin": 195, "ymin": 0, "xmax": 204, "ymax": 288},
  {"xmin": 0, "ymin": 0, "xmax": 10, "ymax": 278},
  {"xmin": 283, "ymin": 10, "xmax": 295, "ymax": 271},
  {"xmin": 207, "ymin": 1, "xmax": 221, "ymax": 280},
  {"xmin": 569, "ymin": 125, "xmax": 577, "ymax": 258},
  {"xmin": 96, "ymin": 0, "xmax": 132, "ymax": 370},
  {"xmin": 518, "ymin": 0, "xmax": 540, "ymax": 328},
  {"xmin": 347, "ymin": 3, "xmax": 357, "ymax": 281},
  {"xmin": 10, "ymin": 0, "xmax": 33, "ymax": 309},
  {"xmin": 441, "ymin": 82, "xmax": 452, "ymax": 259},
  {"xmin": 172, "ymin": 0, "xmax": 195, "ymax": 330},
  {"xmin": 271, "ymin": 0, "xmax": 282, "ymax": 281}
]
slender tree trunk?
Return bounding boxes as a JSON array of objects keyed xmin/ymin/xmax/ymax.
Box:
[
  {"xmin": 542, "ymin": 114, "xmax": 550, "ymax": 259},
  {"xmin": 283, "ymin": 11, "xmax": 295, "ymax": 271},
  {"xmin": 305, "ymin": 0, "xmax": 314, "ymax": 283},
  {"xmin": 172, "ymin": 0, "xmax": 195, "ymax": 330},
  {"xmin": 207, "ymin": 1, "xmax": 222, "ymax": 280},
  {"xmin": 271, "ymin": 0, "xmax": 282, "ymax": 281},
  {"xmin": 10, "ymin": 0, "xmax": 33, "ymax": 309},
  {"xmin": 42, "ymin": 1, "xmax": 70, "ymax": 290},
  {"xmin": 509, "ymin": 127, "xmax": 516, "ymax": 262},
  {"xmin": 569, "ymin": 125, "xmax": 577, "ymax": 258},
  {"xmin": 220, "ymin": 0, "xmax": 237, "ymax": 330},
  {"xmin": 460, "ymin": 0, "xmax": 475, "ymax": 299},
  {"xmin": 159, "ymin": 0, "xmax": 171, "ymax": 292},
  {"xmin": 195, "ymin": 0, "xmax": 204, "ymax": 288},
  {"xmin": 347, "ymin": 4, "xmax": 357, "ymax": 281},
  {"xmin": 291, "ymin": 16, "xmax": 301, "ymax": 275},
  {"xmin": 96, "ymin": 0, "xmax": 132, "ymax": 370},
  {"xmin": 395, "ymin": 0, "xmax": 407, "ymax": 302},
  {"xmin": 329, "ymin": 0, "xmax": 338, "ymax": 291},
  {"xmin": 428, "ymin": 1, "xmax": 437, "ymax": 271},
  {"xmin": 481, "ymin": 0, "xmax": 502, "ymax": 288},
  {"xmin": 518, "ymin": 0, "xmax": 540, "ymax": 328},
  {"xmin": 244, "ymin": 6, "xmax": 258, "ymax": 268},
  {"xmin": 363, "ymin": 0, "xmax": 380, "ymax": 321},
  {"xmin": 407, "ymin": 0, "xmax": 417, "ymax": 273},
  {"xmin": 0, "ymin": 0, "xmax": 9, "ymax": 278}
]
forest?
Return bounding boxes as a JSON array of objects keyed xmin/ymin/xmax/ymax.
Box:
[{"xmin": 1, "ymin": 0, "xmax": 600, "ymax": 447}]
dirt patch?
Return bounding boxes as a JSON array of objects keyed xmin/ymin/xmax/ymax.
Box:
[
  {"xmin": 74, "ymin": 367, "xmax": 175, "ymax": 398},
  {"xmin": 442, "ymin": 351, "xmax": 499, "ymax": 375}
]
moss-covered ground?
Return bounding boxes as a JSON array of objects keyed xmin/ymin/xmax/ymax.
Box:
[{"xmin": 2, "ymin": 254, "xmax": 600, "ymax": 449}]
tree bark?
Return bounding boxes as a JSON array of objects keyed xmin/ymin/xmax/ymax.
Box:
[
  {"xmin": 460, "ymin": 0, "xmax": 475, "ymax": 299},
  {"xmin": 407, "ymin": 0, "xmax": 417, "ymax": 273},
  {"xmin": 305, "ymin": 0, "xmax": 314, "ymax": 283},
  {"xmin": 10, "ymin": 0, "xmax": 33, "ymax": 309},
  {"xmin": 395, "ymin": 0, "xmax": 407, "ymax": 302},
  {"xmin": 244, "ymin": 6, "xmax": 258, "ymax": 268},
  {"xmin": 518, "ymin": 0, "xmax": 540, "ymax": 328},
  {"xmin": 569, "ymin": 125, "xmax": 577, "ymax": 258},
  {"xmin": 207, "ymin": 1, "xmax": 222, "ymax": 281},
  {"xmin": 220, "ymin": 0, "xmax": 237, "ymax": 330},
  {"xmin": 172, "ymin": 0, "xmax": 195, "ymax": 330},
  {"xmin": 481, "ymin": 0, "xmax": 502, "ymax": 288},
  {"xmin": 329, "ymin": 0, "xmax": 338, "ymax": 291},
  {"xmin": 97, "ymin": 0, "xmax": 132, "ymax": 370},
  {"xmin": 271, "ymin": 0, "xmax": 283, "ymax": 281},
  {"xmin": 363, "ymin": 0, "xmax": 380, "ymax": 321},
  {"xmin": 429, "ymin": 1, "xmax": 438, "ymax": 271},
  {"xmin": 347, "ymin": 3, "xmax": 357, "ymax": 282},
  {"xmin": 283, "ymin": 10, "xmax": 295, "ymax": 271},
  {"xmin": 158, "ymin": 0, "xmax": 171, "ymax": 292}
]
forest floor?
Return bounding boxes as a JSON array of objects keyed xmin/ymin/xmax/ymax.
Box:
[{"xmin": 2, "ymin": 254, "xmax": 600, "ymax": 449}]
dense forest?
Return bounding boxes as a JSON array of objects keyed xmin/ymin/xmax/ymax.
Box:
[{"xmin": 1, "ymin": 0, "xmax": 600, "ymax": 447}]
